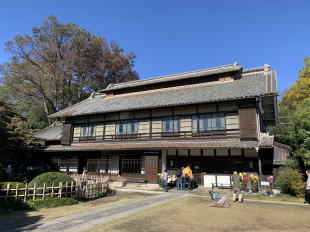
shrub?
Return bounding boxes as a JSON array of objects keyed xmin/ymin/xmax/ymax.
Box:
[
  {"xmin": 26, "ymin": 197, "xmax": 78, "ymax": 209},
  {"xmin": 276, "ymin": 168, "xmax": 305, "ymax": 197},
  {"xmin": 284, "ymin": 158, "xmax": 300, "ymax": 170},
  {"xmin": 0, "ymin": 198, "xmax": 31, "ymax": 211},
  {"xmin": 28, "ymin": 172, "xmax": 75, "ymax": 188},
  {"xmin": 0, "ymin": 164, "xmax": 9, "ymax": 182},
  {"xmin": 0, "ymin": 197, "xmax": 78, "ymax": 211},
  {"xmin": 0, "ymin": 182, "xmax": 25, "ymax": 189}
]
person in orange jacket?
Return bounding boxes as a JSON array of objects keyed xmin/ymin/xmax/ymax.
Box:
[{"xmin": 182, "ymin": 165, "xmax": 193, "ymax": 190}]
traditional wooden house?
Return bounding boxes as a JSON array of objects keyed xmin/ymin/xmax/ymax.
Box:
[{"xmin": 34, "ymin": 63, "xmax": 290, "ymax": 186}]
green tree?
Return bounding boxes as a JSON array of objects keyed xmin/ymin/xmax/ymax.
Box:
[
  {"xmin": 275, "ymin": 58, "xmax": 310, "ymax": 166},
  {"xmin": 0, "ymin": 100, "xmax": 24, "ymax": 164},
  {"xmin": 0, "ymin": 15, "xmax": 138, "ymax": 128},
  {"xmin": 280, "ymin": 58, "xmax": 310, "ymax": 112}
]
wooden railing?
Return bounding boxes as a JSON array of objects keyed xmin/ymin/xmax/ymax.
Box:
[
  {"xmin": 73, "ymin": 129, "xmax": 240, "ymax": 143},
  {"xmin": 0, "ymin": 180, "xmax": 110, "ymax": 202}
]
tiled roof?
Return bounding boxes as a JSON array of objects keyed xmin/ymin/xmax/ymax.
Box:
[
  {"xmin": 44, "ymin": 139, "xmax": 272, "ymax": 152},
  {"xmin": 100, "ymin": 63, "xmax": 242, "ymax": 93},
  {"xmin": 49, "ymin": 64, "xmax": 277, "ymax": 119},
  {"xmin": 32, "ymin": 122, "xmax": 62, "ymax": 141}
]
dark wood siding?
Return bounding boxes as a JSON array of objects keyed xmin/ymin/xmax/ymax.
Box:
[
  {"xmin": 61, "ymin": 123, "xmax": 73, "ymax": 145},
  {"xmin": 144, "ymin": 156, "xmax": 158, "ymax": 183},
  {"xmin": 238, "ymin": 108, "xmax": 258, "ymax": 140}
]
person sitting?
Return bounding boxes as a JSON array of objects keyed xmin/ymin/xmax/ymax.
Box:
[{"xmin": 208, "ymin": 190, "xmax": 229, "ymax": 208}]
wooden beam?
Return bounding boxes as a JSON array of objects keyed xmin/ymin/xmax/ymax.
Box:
[{"xmin": 258, "ymin": 152, "xmax": 263, "ymax": 192}]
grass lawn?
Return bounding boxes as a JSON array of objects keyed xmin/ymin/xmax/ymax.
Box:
[
  {"xmin": 0, "ymin": 192, "xmax": 152, "ymax": 231},
  {"xmin": 243, "ymin": 194, "xmax": 305, "ymax": 203},
  {"xmin": 191, "ymin": 188, "xmax": 305, "ymax": 203},
  {"xmin": 87, "ymin": 195, "xmax": 309, "ymax": 232}
]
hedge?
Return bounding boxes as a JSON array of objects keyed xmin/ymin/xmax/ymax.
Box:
[
  {"xmin": 0, "ymin": 197, "xmax": 78, "ymax": 211},
  {"xmin": 28, "ymin": 172, "xmax": 75, "ymax": 188},
  {"xmin": 26, "ymin": 197, "xmax": 78, "ymax": 209},
  {"xmin": 0, "ymin": 182, "xmax": 25, "ymax": 189}
]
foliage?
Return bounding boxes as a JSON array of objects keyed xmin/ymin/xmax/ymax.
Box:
[
  {"xmin": 26, "ymin": 197, "xmax": 78, "ymax": 209},
  {"xmin": 250, "ymin": 179, "xmax": 258, "ymax": 192},
  {"xmin": 275, "ymin": 58, "xmax": 310, "ymax": 167},
  {"xmin": 0, "ymin": 197, "xmax": 78, "ymax": 211},
  {"xmin": 0, "ymin": 198, "xmax": 31, "ymax": 211},
  {"xmin": 0, "ymin": 15, "xmax": 138, "ymax": 127},
  {"xmin": 0, "ymin": 100, "xmax": 26, "ymax": 162},
  {"xmin": 280, "ymin": 57, "xmax": 310, "ymax": 112},
  {"xmin": 275, "ymin": 100, "xmax": 310, "ymax": 166},
  {"xmin": 0, "ymin": 182, "xmax": 25, "ymax": 189},
  {"xmin": 284, "ymin": 158, "xmax": 300, "ymax": 170},
  {"xmin": 28, "ymin": 172, "xmax": 75, "ymax": 188},
  {"xmin": 0, "ymin": 164, "xmax": 9, "ymax": 182},
  {"xmin": 276, "ymin": 168, "xmax": 305, "ymax": 198},
  {"xmin": 0, "ymin": 99, "xmax": 41, "ymax": 170}
]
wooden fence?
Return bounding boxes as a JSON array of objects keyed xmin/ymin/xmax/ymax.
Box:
[
  {"xmin": 70, "ymin": 173, "xmax": 111, "ymax": 184},
  {"xmin": 0, "ymin": 181, "xmax": 110, "ymax": 202}
]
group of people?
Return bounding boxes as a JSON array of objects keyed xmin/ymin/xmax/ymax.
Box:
[
  {"xmin": 160, "ymin": 165, "xmax": 193, "ymax": 192},
  {"xmin": 160, "ymin": 168, "xmax": 310, "ymax": 205}
]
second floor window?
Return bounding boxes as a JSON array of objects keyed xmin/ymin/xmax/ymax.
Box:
[
  {"xmin": 116, "ymin": 121, "xmax": 138, "ymax": 135},
  {"xmin": 162, "ymin": 117, "xmax": 180, "ymax": 133},
  {"xmin": 192, "ymin": 113, "xmax": 225, "ymax": 132},
  {"xmin": 80, "ymin": 124, "xmax": 96, "ymax": 137}
]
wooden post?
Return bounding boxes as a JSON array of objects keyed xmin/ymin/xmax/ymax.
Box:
[
  {"xmin": 59, "ymin": 182, "xmax": 63, "ymax": 198},
  {"xmin": 258, "ymin": 153, "xmax": 263, "ymax": 192},
  {"xmin": 65, "ymin": 182, "xmax": 68, "ymax": 197},
  {"xmin": 70, "ymin": 181, "xmax": 73, "ymax": 197},
  {"xmin": 51, "ymin": 183, "xmax": 54, "ymax": 198},
  {"xmin": 15, "ymin": 184, "xmax": 19, "ymax": 199},
  {"xmin": 42, "ymin": 183, "xmax": 46, "ymax": 200},
  {"xmin": 24, "ymin": 183, "xmax": 28, "ymax": 202},
  {"xmin": 6, "ymin": 183, "xmax": 10, "ymax": 200},
  {"xmin": 33, "ymin": 183, "xmax": 36, "ymax": 201}
]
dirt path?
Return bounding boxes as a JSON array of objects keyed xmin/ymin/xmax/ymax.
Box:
[{"xmin": 3, "ymin": 192, "xmax": 185, "ymax": 232}]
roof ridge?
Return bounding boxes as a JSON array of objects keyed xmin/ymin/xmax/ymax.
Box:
[
  {"xmin": 103, "ymin": 63, "xmax": 241, "ymax": 92},
  {"xmin": 108, "ymin": 76, "xmax": 235, "ymax": 100}
]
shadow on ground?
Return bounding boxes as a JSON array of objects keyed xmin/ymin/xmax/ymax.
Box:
[{"xmin": 0, "ymin": 209, "xmax": 43, "ymax": 232}]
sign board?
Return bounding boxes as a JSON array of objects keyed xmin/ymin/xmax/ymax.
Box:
[{"xmin": 261, "ymin": 181, "xmax": 269, "ymax": 186}]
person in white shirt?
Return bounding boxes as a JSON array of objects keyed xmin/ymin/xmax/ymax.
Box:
[{"xmin": 161, "ymin": 170, "xmax": 168, "ymax": 192}]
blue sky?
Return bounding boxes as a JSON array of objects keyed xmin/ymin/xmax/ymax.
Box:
[{"xmin": 0, "ymin": 0, "xmax": 309, "ymax": 94}]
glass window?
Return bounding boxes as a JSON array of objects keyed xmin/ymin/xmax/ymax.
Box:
[
  {"xmin": 192, "ymin": 116, "xmax": 198, "ymax": 132},
  {"xmin": 163, "ymin": 117, "xmax": 180, "ymax": 132},
  {"xmin": 116, "ymin": 120, "xmax": 138, "ymax": 135},
  {"xmin": 80, "ymin": 124, "xmax": 96, "ymax": 137},
  {"xmin": 193, "ymin": 113, "xmax": 226, "ymax": 132},
  {"xmin": 127, "ymin": 121, "xmax": 138, "ymax": 134},
  {"xmin": 199, "ymin": 114, "xmax": 212, "ymax": 131},
  {"xmin": 212, "ymin": 113, "xmax": 225, "ymax": 130}
]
